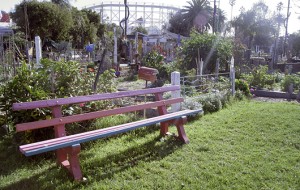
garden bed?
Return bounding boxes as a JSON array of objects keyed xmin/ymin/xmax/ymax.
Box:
[{"xmin": 252, "ymin": 89, "xmax": 300, "ymax": 101}]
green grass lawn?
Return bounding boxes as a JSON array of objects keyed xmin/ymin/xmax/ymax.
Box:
[{"xmin": 0, "ymin": 100, "xmax": 299, "ymax": 190}]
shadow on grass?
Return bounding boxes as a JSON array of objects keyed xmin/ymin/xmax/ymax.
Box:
[
  {"xmin": 81, "ymin": 135, "xmax": 184, "ymax": 182},
  {"xmin": 0, "ymin": 136, "xmax": 56, "ymax": 177},
  {"xmin": 1, "ymin": 126, "xmax": 185, "ymax": 189}
]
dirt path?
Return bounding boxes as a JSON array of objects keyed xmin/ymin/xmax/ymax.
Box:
[{"xmin": 252, "ymin": 96, "xmax": 299, "ymax": 103}]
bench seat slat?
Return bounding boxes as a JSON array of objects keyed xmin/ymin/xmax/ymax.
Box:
[
  {"xmin": 20, "ymin": 109, "xmax": 202, "ymax": 156},
  {"xmin": 13, "ymin": 86, "xmax": 180, "ymax": 111},
  {"xmin": 16, "ymin": 98, "xmax": 184, "ymax": 132},
  {"xmin": 20, "ymin": 109, "xmax": 200, "ymax": 151}
]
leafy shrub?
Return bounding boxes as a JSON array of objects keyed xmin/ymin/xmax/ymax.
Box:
[
  {"xmin": 274, "ymin": 71, "xmax": 285, "ymax": 83},
  {"xmin": 143, "ymin": 50, "xmax": 168, "ymax": 81},
  {"xmin": 182, "ymin": 97, "xmax": 203, "ymax": 110},
  {"xmin": 0, "ymin": 59, "xmax": 117, "ymax": 142},
  {"xmin": 235, "ymin": 90, "xmax": 245, "ymax": 100},
  {"xmin": 240, "ymin": 65, "xmax": 277, "ymax": 89},
  {"xmin": 235, "ymin": 79, "xmax": 251, "ymax": 96},
  {"xmin": 281, "ymin": 74, "xmax": 300, "ymax": 92},
  {"xmin": 182, "ymin": 97, "xmax": 203, "ymax": 120},
  {"xmin": 250, "ymin": 65, "xmax": 275, "ymax": 88},
  {"xmin": 196, "ymin": 93, "xmax": 223, "ymax": 113},
  {"xmin": 181, "ymin": 31, "xmax": 233, "ymax": 73},
  {"xmin": 218, "ymin": 90, "xmax": 232, "ymax": 107}
]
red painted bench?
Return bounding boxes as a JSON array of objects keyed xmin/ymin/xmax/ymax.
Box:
[{"xmin": 12, "ymin": 85, "xmax": 202, "ymax": 181}]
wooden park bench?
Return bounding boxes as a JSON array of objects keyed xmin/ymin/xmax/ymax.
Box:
[{"xmin": 12, "ymin": 85, "xmax": 202, "ymax": 181}]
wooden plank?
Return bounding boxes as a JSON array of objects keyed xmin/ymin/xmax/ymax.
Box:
[
  {"xmin": 20, "ymin": 109, "xmax": 196, "ymax": 152},
  {"xmin": 155, "ymin": 92, "xmax": 169, "ymax": 135},
  {"xmin": 20, "ymin": 109, "xmax": 202, "ymax": 156},
  {"xmin": 12, "ymin": 86, "xmax": 180, "ymax": 111},
  {"xmin": 16, "ymin": 98, "xmax": 184, "ymax": 132},
  {"xmin": 51, "ymin": 106, "xmax": 68, "ymax": 164},
  {"xmin": 21, "ymin": 109, "xmax": 201, "ymax": 154}
]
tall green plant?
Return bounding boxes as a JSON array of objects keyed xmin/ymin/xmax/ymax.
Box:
[
  {"xmin": 0, "ymin": 59, "xmax": 117, "ymax": 137},
  {"xmin": 181, "ymin": 31, "xmax": 232, "ymax": 74},
  {"xmin": 281, "ymin": 74, "xmax": 300, "ymax": 92},
  {"xmin": 250, "ymin": 65, "xmax": 275, "ymax": 89}
]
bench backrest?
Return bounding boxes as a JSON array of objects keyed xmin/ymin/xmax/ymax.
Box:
[{"xmin": 13, "ymin": 86, "xmax": 182, "ymax": 132}]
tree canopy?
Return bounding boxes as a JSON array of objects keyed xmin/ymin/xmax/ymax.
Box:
[
  {"xmin": 11, "ymin": 0, "xmax": 72, "ymax": 41},
  {"xmin": 232, "ymin": 2, "xmax": 278, "ymax": 50},
  {"xmin": 181, "ymin": 30, "xmax": 232, "ymax": 73},
  {"xmin": 168, "ymin": 0, "xmax": 226, "ymax": 36},
  {"xmin": 10, "ymin": 1, "xmax": 105, "ymax": 49}
]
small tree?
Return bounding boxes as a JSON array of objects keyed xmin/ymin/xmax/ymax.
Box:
[
  {"xmin": 11, "ymin": 1, "xmax": 72, "ymax": 41},
  {"xmin": 181, "ymin": 30, "xmax": 232, "ymax": 74}
]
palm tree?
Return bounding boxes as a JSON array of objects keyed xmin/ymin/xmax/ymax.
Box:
[
  {"xmin": 181, "ymin": 0, "xmax": 213, "ymax": 33},
  {"xmin": 211, "ymin": 8, "xmax": 226, "ymax": 33}
]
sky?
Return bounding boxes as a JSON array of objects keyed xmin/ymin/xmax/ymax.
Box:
[{"xmin": 1, "ymin": 0, "xmax": 300, "ymax": 33}]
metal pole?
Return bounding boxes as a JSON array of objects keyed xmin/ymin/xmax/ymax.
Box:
[
  {"xmin": 124, "ymin": 0, "xmax": 128, "ymax": 36},
  {"xmin": 284, "ymin": 0, "xmax": 291, "ymax": 57},
  {"xmin": 113, "ymin": 27, "xmax": 118, "ymax": 68},
  {"xmin": 213, "ymin": 0, "xmax": 217, "ymax": 33}
]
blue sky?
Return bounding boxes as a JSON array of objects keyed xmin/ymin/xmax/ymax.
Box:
[{"xmin": 1, "ymin": 0, "xmax": 299, "ymax": 33}]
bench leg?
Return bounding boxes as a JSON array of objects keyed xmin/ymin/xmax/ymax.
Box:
[
  {"xmin": 66, "ymin": 144, "xmax": 83, "ymax": 181},
  {"xmin": 56, "ymin": 149, "xmax": 68, "ymax": 165},
  {"xmin": 174, "ymin": 116, "xmax": 189, "ymax": 144},
  {"xmin": 160, "ymin": 122, "xmax": 169, "ymax": 136}
]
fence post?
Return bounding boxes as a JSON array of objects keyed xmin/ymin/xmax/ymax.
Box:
[
  {"xmin": 200, "ymin": 58, "xmax": 203, "ymax": 76},
  {"xmin": 288, "ymin": 84, "xmax": 294, "ymax": 101},
  {"xmin": 171, "ymin": 71, "xmax": 181, "ymax": 112},
  {"xmin": 230, "ymin": 57, "xmax": 235, "ymax": 95},
  {"xmin": 35, "ymin": 36, "xmax": 42, "ymax": 67},
  {"xmin": 215, "ymin": 58, "xmax": 220, "ymax": 80},
  {"xmin": 113, "ymin": 27, "xmax": 118, "ymax": 69}
]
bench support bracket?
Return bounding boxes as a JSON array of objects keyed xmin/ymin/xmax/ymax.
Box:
[
  {"xmin": 174, "ymin": 116, "xmax": 189, "ymax": 144},
  {"xmin": 154, "ymin": 93, "xmax": 169, "ymax": 135},
  {"xmin": 63, "ymin": 144, "xmax": 83, "ymax": 181}
]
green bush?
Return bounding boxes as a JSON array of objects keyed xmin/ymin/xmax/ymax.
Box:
[
  {"xmin": 181, "ymin": 31, "xmax": 233, "ymax": 73},
  {"xmin": 218, "ymin": 90, "xmax": 232, "ymax": 107},
  {"xmin": 235, "ymin": 90, "xmax": 245, "ymax": 100},
  {"xmin": 196, "ymin": 93, "xmax": 223, "ymax": 113},
  {"xmin": 240, "ymin": 65, "xmax": 276, "ymax": 89},
  {"xmin": 182, "ymin": 97, "xmax": 203, "ymax": 111},
  {"xmin": 0, "ymin": 59, "xmax": 117, "ymax": 142},
  {"xmin": 281, "ymin": 74, "xmax": 300, "ymax": 92},
  {"xmin": 251, "ymin": 65, "xmax": 275, "ymax": 88},
  {"xmin": 143, "ymin": 50, "xmax": 168, "ymax": 81},
  {"xmin": 235, "ymin": 79, "xmax": 251, "ymax": 96}
]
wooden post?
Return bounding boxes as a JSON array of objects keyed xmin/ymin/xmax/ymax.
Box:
[
  {"xmin": 154, "ymin": 93, "xmax": 169, "ymax": 136},
  {"xmin": 113, "ymin": 27, "xmax": 118, "ymax": 68},
  {"xmin": 230, "ymin": 57, "xmax": 235, "ymax": 95},
  {"xmin": 215, "ymin": 58, "xmax": 220, "ymax": 80},
  {"xmin": 288, "ymin": 84, "xmax": 293, "ymax": 101},
  {"xmin": 35, "ymin": 36, "xmax": 42, "ymax": 67},
  {"xmin": 297, "ymin": 90, "xmax": 300, "ymax": 102},
  {"xmin": 51, "ymin": 106, "xmax": 68, "ymax": 165},
  {"xmin": 171, "ymin": 72, "xmax": 181, "ymax": 112},
  {"xmin": 174, "ymin": 116, "xmax": 189, "ymax": 144},
  {"xmin": 200, "ymin": 58, "xmax": 203, "ymax": 76}
]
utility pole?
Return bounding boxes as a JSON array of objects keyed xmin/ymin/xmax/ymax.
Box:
[
  {"xmin": 272, "ymin": 2, "xmax": 283, "ymax": 68},
  {"xmin": 284, "ymin": 0, "xmax": 291, "ymax": 57},
  {"xmin": 229, "ymin": 0, "xmax": 236, "ymax": 22},
  {"xmin": 213, "ymin": 0, "xmax": 217, "ymax": 33},
  {"xmin": 124, "ymin": 0, "xmax": 128, "ymax": 36}
]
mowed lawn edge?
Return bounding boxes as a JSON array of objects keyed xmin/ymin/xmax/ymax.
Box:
[{"xmin": 0, "ymin": 100, "xmax": 299, "ymax": 190}]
